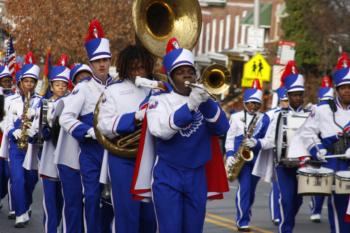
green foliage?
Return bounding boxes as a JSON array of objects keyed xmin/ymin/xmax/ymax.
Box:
[
  {"xmin": 282, "ymin": 0, "xmax": 350, "ymax": 72},
  {"xmin": 282, "ymin": 0, "xmax": 319, "ymax": 67}
]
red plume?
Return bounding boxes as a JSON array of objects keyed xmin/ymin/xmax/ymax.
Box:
[
  {"xmin": 280, "ymin": 60, "xmax": 298, "ymax": 86},
  {"xmin": 321, "ymin": 75, "xmax": 332, "ymax": 88},
  {"xmin": 85, "ymin": 19, "xmax": 105, "ymax": 43},
  {"xmin": 57, "ymin": 54, "xmax": 69, "ymax": 66},
  {"xmin": 251, "ymin": 79, "xmax": 262, "ymax": 90},
  {"xmin": 14, "ymin": 63, "xmax": 22, "ymax": 72},
  {"xmin": 24, "ymin": 51, "xmax": 36, "ymax": 64},
  {"xmin": 166, "ymin": 37, "xmax": 180, "ymax": 54},
  {"xmin": 335, "ymin": 52, "xmax": 350, "ymax": 70}
]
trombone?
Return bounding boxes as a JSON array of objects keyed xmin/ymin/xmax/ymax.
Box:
[{"xmin": 185, "ymin": 64, "xmax": 231, "ymax": 99}]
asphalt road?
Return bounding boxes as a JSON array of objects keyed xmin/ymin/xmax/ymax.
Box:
[{"xmin": 0, "ymin": 180, "xmax": 331, "ymax": 233}]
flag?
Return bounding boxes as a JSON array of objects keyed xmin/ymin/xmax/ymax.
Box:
[
  {"xmin": 5, "ymin": 36, "xmax": 16, "ymax": 77},
  {"xmin": 40, "ymin": 48, "xmax": 52, "ymax": 97}
]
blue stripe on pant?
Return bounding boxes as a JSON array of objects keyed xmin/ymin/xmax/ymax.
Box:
[
  {"xmin": 79, "ymin": 141, "xmax": 113, "ymax": 233},
  {"xmin": 275, "ymin": 166, "xmax": 302, "ymax": 233},
  {"xmin": 152, "ymin": 158, "xmax": 207, "ymax": 233},
  {"xmin": 57, "ymin": 164, "xmax": 83, "ymax": 233},
  {"xmin": 310, "ymin": 196, "xmax": 324, "ymax": 215},
  {"xmin": 109, "ymin": 154, "xmax": 156, "ymax": 233},
  {"xmin": 9, "ymin": 146, "xmax": 38, "ymax": 216},
  {"xmin": 42, "ymin": 178, "xmax": 63, "ymax": 233},
  {"xmin": 270, "ymin": 181, "xmax": 281, "ymax": 222},
  {"xmin": 235, "ymin": 162, "xmax": 260, "ymax": 227}
]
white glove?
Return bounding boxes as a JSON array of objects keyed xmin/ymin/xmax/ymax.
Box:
[
  {"xmin": 135, "ymin": 109, "xmax": 146, "ymax": 121},
  {"xmin": 134, "ymin": 76, "xmax": 158, "ymax": 89},
  {"xmin": 187, "ymin": 86, "xmax": 210, "ymax": 111},
  {"xmin": 316, "ymin": 149, "xmax": 327, "ymax": 162},
  {"xmin": 12, "ymin": 129, "xmax": 22, "ymax": 140},
  {"xmin": 225, "ymin": 156, "xmax": 236, "ymax": 168},
  {"xmin": 27, "ymin": 127, "xmax": 38, "ymax": 138},
  {"xmin": 86, "ymin": 128, "xmax": 96, "ymax": 140},
  {"xmin": 345, "ymin": 148, "xmax": 350, "ymax": 159},
  {"xmin": 243, "ymin": 138, "xmax": 257, "ymax": 148}
]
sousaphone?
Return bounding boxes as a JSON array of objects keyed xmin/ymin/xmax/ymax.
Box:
[{"xmin": 93, "ymin": 0, "xmax": 202, "ymax": 158}]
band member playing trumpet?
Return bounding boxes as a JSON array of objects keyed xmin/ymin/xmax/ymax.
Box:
[
  {"xmin": 298, "ymin": 54, "xmax": 350, "ymax": 233},
  {"xmin": 145, "ymin": 39, "xmax": 229, "ymax": 233},
  {"xmin": 6, "ymin": 52, "xmax": 41, "ymax": 227},
  {"xmin": 59, "ymin": 19, "xmax": 113, "ymax": 233},
  {"xmin": 97, "ymin": 44, "xmax": 157, "ymax": 233},
  {"xmin": 225, "ymin": 79, "xmax": 266, "ymax": 232}
]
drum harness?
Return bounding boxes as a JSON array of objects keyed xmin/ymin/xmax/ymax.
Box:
[
  {"xmin": 327, "ymin": 99, "xmax": 350, "ymax": 157},
  {"xmin": 273, "ymin": 108, "xmax": 288, "ymax": 167}
]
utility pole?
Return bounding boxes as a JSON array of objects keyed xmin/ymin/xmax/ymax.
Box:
[{"xmin": 254, "ymin": 0, "xmax": 260, "ymax": 29}]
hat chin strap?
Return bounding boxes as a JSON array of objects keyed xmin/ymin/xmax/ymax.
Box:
[{"xmin": 168, "ymin": 76, "xmax": 181, "ymax": 94}]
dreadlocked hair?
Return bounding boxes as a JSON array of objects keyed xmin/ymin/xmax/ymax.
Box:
[{"xmin": 116, "ymin": 45, "xmax": 155, "ymax": 80}]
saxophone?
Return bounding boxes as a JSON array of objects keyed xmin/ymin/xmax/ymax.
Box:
[
  {"xmin": 17, "ymin": 92, "xmax": 31, "ymax": 150},
  {"xmin": 227, "ymin": 113, "xmax": 260, "ymax": 182}
]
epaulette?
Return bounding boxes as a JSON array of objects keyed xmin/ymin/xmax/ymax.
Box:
[
  {"xmin": 317, "ymin": 101, "xmax": 329, "ymax": 107},
  {"xmin": 151, "ymin": 88, "xmax": 169, "ymax": 96},
  {"xmin": 81, "ymin": 77, "xmax": 92, "ymax": 82},
  {"xmin": 303, "ymin": 108, "xmax": 312, "ymax": 112},
  {"xmin": 151, "ymin": 81, "xmax": 172, "ymax": 96},
  {"xmin": 106, "ymin": 79, "xmax": 123, "ymax": 87}
]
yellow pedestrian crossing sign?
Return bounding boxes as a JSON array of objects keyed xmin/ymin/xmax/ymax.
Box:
[{"xmin": 242, "ymin": 53, "xmax": 271, "ymax": 87}]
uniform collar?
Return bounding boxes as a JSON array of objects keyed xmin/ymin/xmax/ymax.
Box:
[
  {"xmin": 91, "ymin": 74, "xmax": 113, "ymax": 86},
  {"xmin": 288, "ymin": 105, "xmax": 303, "ymax": 113},
  {"xmin": 335, "ymin": 96, "xmax": 350, "ymax": 110}
]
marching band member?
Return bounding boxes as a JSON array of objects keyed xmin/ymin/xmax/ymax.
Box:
[
  {"xmin": 27, "ymin": 56, "xmax": 70, "ymax": 233},
  {"xmin": 54, "ymin": 63, "xmax": 92, "ymax": 233},
  {"xmin": 269, "ymin": 86, "xmax": 288, "ymax": 226},
  {"xmin": 0, "ymin": 65, "xmax": 14, "ymax": 209},
  {"xmin": 69, "ymin": 63, "xmax": 93, "ymax": 84},
  {"xmin": 97, "ymin": 45, "xmax": 157, "ymax": 233},
  {"xmin": 0, "ymin": 68, "xmax": 22, "ymax": 220},
  {"xmin": 298, "ymin": 54, "xmax": 350, "ymax": 233},
  {"xmin": 146, "ymin": 39, "xmax": 229, "ymax": 233},
  {"xmin": 225, "ymin": 79, "xmax": 267, "ymax": 232},
  {"xmin": 247, "ymin": 61, "xmax": 311, "ymax": 233},
  {"xmin": 309, "ymin": 75, "xmax": 334, "ymax": 224},
  {"xmin": 59, "ymin": 19, "xmax": 113, "ymax": 233},
  {"xmin": 6, "ymin": 52, "xmax": 42, "ymax": 227}
]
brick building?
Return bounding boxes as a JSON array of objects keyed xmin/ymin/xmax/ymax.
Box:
[{"xmin": 195, "ymin": 0, "xmax": 285, "ymax": 90}]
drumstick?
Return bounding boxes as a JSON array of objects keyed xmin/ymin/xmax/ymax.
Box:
[{"xmin": 325, "ymin": 154, "xmax": 348, "ymax": 159}]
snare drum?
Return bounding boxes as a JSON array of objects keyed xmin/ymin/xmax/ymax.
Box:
[
  {"xmin": 297, "ymin": 167, "xmax": 334, "ymax": 196},
  {"xmin": 335, "ymin": 171, "xmax": 350, "ymax": 194}
]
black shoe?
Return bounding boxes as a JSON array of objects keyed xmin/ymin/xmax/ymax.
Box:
[
  {"xmin": 8, "ymin": 211, "xmax": 15, "ymax": 220},
  {"xmin": 310, "ymin": 214, "xmax": 321, "ymax": 223},
  {"xmin": 273, "ymin": 219, "xmax": 280, "ymax": 226},
  {"xmin": 237, "ymin": 226, "xmax": 251, "ymax": 232},
  {"xmin": 15, "ymin": 222, "xmax": 26, "ymax": 228}
]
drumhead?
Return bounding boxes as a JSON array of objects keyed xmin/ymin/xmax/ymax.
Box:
[
  {"xmin": 335, "ymin": 171, "xmax": 350, "ymax": 180},
  {"xmin": 298, "ymin": 167, "xmax": 334, "ymax": 176}
]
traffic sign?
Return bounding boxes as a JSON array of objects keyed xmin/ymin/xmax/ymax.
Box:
[{"xmin": 242, "ymin": 53, "xmax": 271, "ymax": 87}]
